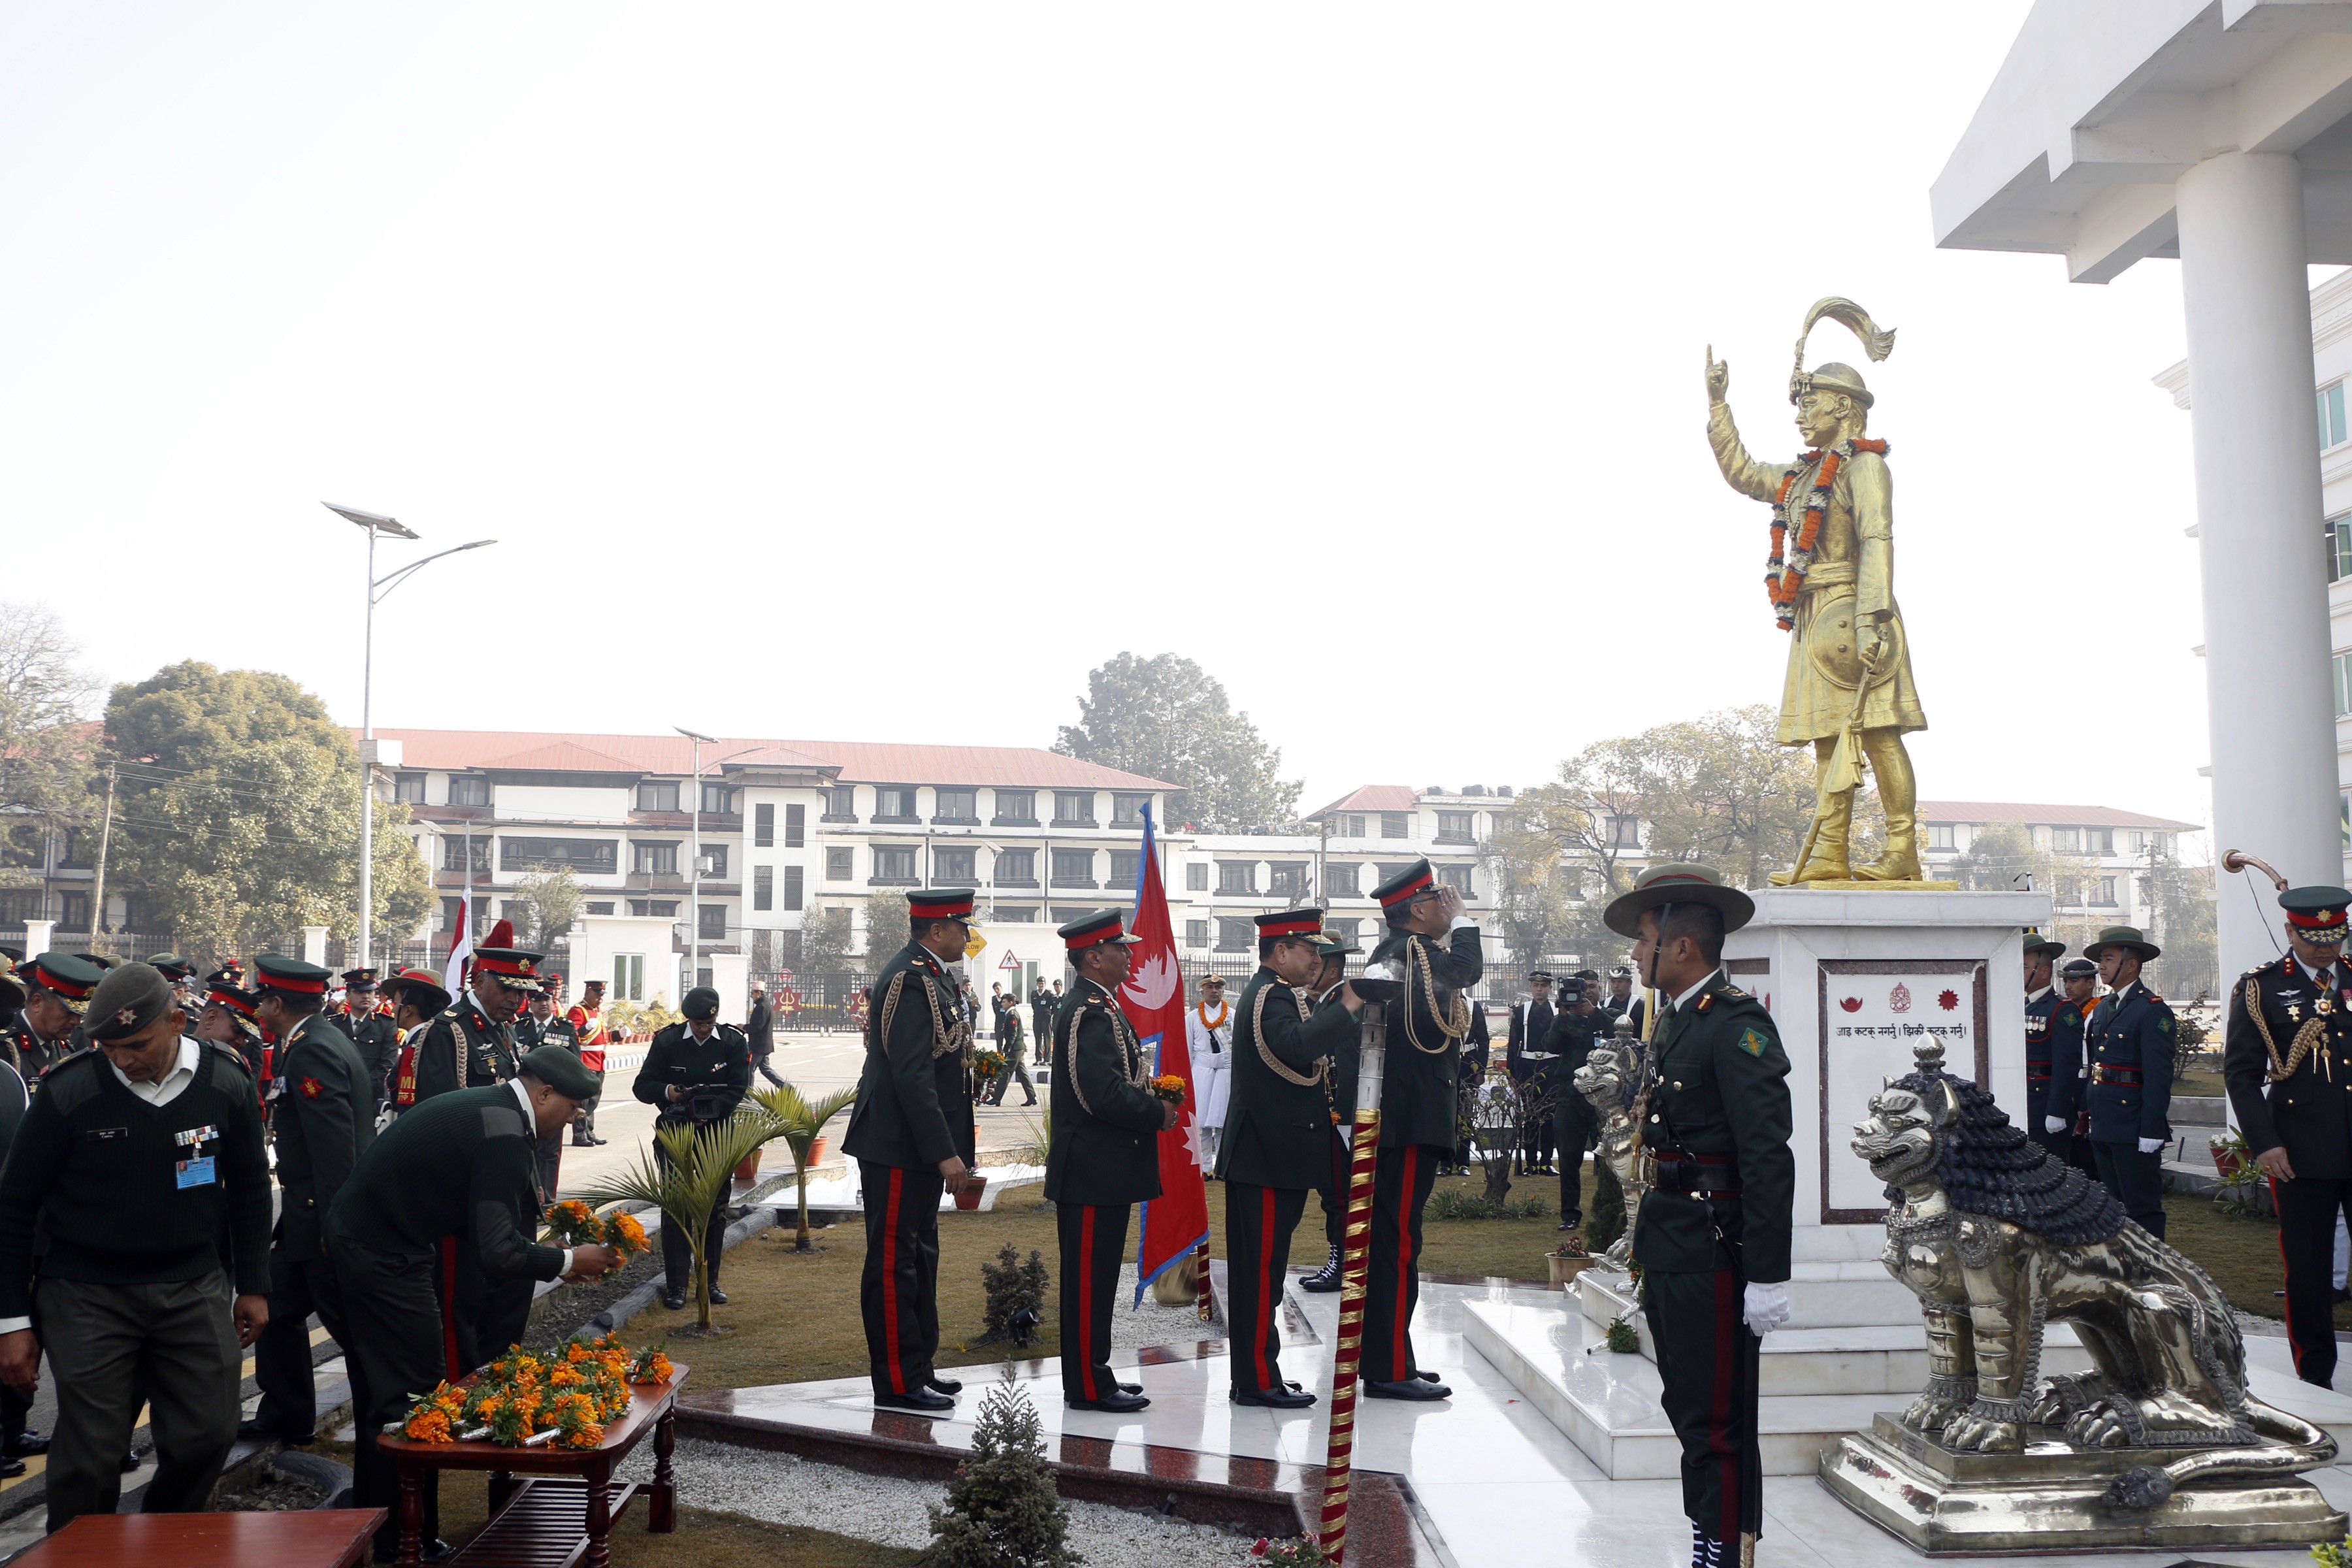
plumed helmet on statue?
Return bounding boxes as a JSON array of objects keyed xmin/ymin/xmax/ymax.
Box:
[{"xmin": 1789, "ymin": 297, "xmax": 1896, "ymax": 408}]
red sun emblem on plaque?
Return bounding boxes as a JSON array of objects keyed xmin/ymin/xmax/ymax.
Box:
[
  {"xmin": 1838, "ymin": 996, "xmax": 1863, "ymax": 1013},
  {"xmin": 1936, "ymin": 988, "xmax": 1960, "ymax": 1011},
  {"xmin": 1888, "ymin": 983, "xmax": 1913, "ymax": 1013}
]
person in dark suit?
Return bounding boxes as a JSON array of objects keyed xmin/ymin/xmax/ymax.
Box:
[
  {"xmin": 1505, "ymin": 972, "xmax": 1556, "ymax": 1175},
  {"xmin": 841, "ymin": 889, "xmax": 980, "ymax": 1413},
  {"xmin": 2042, "ymin": 957, "xmax": 2100, "ymax": 1175},
  {"xmin": 1543, "ymin": 976, "xmax": 1604, "ymax": 1233},
  {"xmin": 634, "ymin": 988, "xmax": 753, "ymax": 1311},
  {"xmin": 2079, "ymin": 925, "xmax": 2176, "ymax": 1237},
  {"xmin": 1361, "ymin": 861, "xmax": 1480, "ymax": 1400},
  {"xmin": 1217, "ymin": 915, "xmax": 1360, "ymax": 1388},
  {"xmin": 1030, "ymin": 981, "xmax": 1054, "ymax": 1062},
  {"xmin": 1045, "ymin": 911, "xmax": 1179, "ymax": 1413},
  {"xmin": 2225, "ymin": 884, "xmax": 2352, "ymax": 1386},
  {"xmin": 747, "ymin": 983, "xmax": 785, "ymax": 1088},
  {"xmin": 2021, "ymin": 930, "xmax": 2069, "ymax": 1160}
]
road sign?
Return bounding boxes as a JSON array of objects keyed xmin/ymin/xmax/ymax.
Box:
[{"xmin": 998, "ymin": 949, "xmax": 1021, "ymax": 970}]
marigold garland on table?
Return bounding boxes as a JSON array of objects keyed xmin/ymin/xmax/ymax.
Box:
[
  {"xmin": 393, "ymin": 1333, "xmax": 643, "ymax": 1449},
  {"xmin": 542, "ymin": 1200, "xmax": 651, "ymax": 1263},
  {"xmin": 1148, "ymin": 1073, "xmax": 1186, "ymax": 1105},
  {"xmin": 1761, "ymin": 436, "xmax": 1889, "ymax": 630},
  {"xmin": 628, "ymin": 1344, "xmax": 675, "ymax": 1384}
]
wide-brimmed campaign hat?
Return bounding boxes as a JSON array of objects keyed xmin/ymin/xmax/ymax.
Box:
[
  {"xmin": 1603, "ymin": 864, "xmax": 1755, "ymax": 939},
  {"xmin": 2082, "ymin": 925, "xmax": 2160, "ymax": 963}
]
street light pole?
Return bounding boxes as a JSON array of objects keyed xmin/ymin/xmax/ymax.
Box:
[
  {"xmin": 327, "ymin": 504, "xmax": 494, "ymax": 970},
  {"xmin": 677, "ymin": 726, "xmax": 717, "ymax": 994}
]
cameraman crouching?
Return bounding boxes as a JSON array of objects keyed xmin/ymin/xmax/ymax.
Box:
[{"xmin": 634, "ymin": 987, "xmax": 753, "ymax": 1311}]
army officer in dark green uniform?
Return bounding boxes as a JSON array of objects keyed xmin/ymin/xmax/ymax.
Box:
[
  {"xmin": 1608, "ymin": 864, "xmax": 1793, "ymax": 1568},
  {"xmin": 410, "ymin": 925, "xmax": 540, "ymax": 1102},
  {"xmin": 1217, "ymin": 910, "xmax": 1360, "ymax": 1404},
  {"xmin": 244, "ymin": 956, "xmax": 374, "ymax": 1446},
  {"xmin": 1045, "ymin": 910, "xmax": 1179, "ymax": 1413},
  {"xmin": 633, "ymin": 985, "xmax": 751, "ymax": 1310},
  {"xmin": 843, "ymin": 889, "xmax": 979, "ymax": 1413},
  {"xmin": 1361, "ymin": 860, "xmax": 1481, "ymax": 1400}
]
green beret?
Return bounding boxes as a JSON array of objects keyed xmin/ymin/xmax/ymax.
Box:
[
  {"xmin": 519, "ymin": 1045, "xmax": 601, "ymax": 1101},
  {"xmin": 681, "ymin": 986, "xmax": 720, "ymax": 1021},
  {"xmin": 86, "ymin": 962, "xmax": 176, "ymax": 1044}
]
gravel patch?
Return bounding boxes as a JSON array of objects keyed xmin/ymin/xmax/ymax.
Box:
[
  {"xmin": 617, "ymin": 1437, "xmax": 1251, "ymax": 1565},
  {"xmin": 1107, "ymin": 1262, "xmax": 1224, "ymax": 1352}
]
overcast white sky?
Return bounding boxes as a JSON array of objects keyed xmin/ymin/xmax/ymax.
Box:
[{"xmin": 0, "ymin": 5, "xmax": 2234, "ymax": 836}]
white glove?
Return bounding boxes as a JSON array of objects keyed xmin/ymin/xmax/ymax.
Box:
[
  {"xmin": 1742, "ymin": 1281, "xmax": 1790, "ymax": 1338},
  {"xmin": 2044, "ymin": 1117, "xmax": 2066, "ymax": 1134},
  {"xmin": 2137, "ymin": 1137, "xmax": 2166, "ymax": 1155}
]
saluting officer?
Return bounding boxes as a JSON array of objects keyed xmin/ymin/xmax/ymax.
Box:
[
  {"xmin": 1607, "ymin": 865, "xmax": 1793, "ymax": 1568},
  {"xmin": 2079, "ymin": 924, "xmax": 2176, "ymax": 1237},
  {"xmin": 1361, "ymin": 860, "xmax": 1481, "ymax": 1401},
  {"xmin": 1301, "ymin": 929, "xmax": 1363, "ymax": 1293},
  {"xmin": 1046, "ymin": 910, "xmax": 1179, "ymax": 1413},
  {"xmin": 2225, "ymin": 885, "xmax": 2352, "ymax": 1386},
  {"xmin": 4, "ymin": 953, "xmax": 102, "ymax": 1080},
  {"xmin": 515, "ymin": 979, "xmax": 582, "ymax": 1203},
  {"xmin": 330, "ymin": 969, "xmax": 399, "ymax": 1110},
  {"xmin": 2042, "ymin": 957, "xmax": 2101, "ymax": 1175},
  {"xmin": 2021, "ymin": 930, "xmax": 2069, "ymax": 1161},
  {"xmin": 842, "ymin": 888, "xmax": 979, "ymax": 1413},
  {"xmin": 244, "ymin": 956, "xmax": 374, "ymax": 1447},
  {"xmin": 1217, "ymin": 912, "xmax": 1361, "ymax": 1401},
  {"xmin": 633, "ymin": 985, "xmax": 751, "ymax": 1310},
  {"xmin": 410, "ymin": 923, "xmax": 540, "ymax": 1102}
]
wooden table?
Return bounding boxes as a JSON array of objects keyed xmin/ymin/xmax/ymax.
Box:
[
  {"xmin": 376, "ymin": 1365, "xmax": 685, "ymax": 1567},
  {"xmin": 10, "ymin": 1509, "xmax": 388, "ymax": 1567}
]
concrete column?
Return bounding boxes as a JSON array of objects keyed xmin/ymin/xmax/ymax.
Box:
[
  {"xmin": 302, "ymin": 924, "xmax": 330, "ymax": 967},
  {"xmin": 2176, "ymin": 150, "xmax": 2337, "ymax": 984},
  {"xmin": 23, "ymin": 919, "xmax": 54, "ymax": 956}
]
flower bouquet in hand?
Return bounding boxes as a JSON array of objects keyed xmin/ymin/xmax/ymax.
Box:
[
  {"xmin": 544, "ymin": 1199, "xmax": 650, "ymax": 1264},
  {"xmin": 972, "ymin": 1049, "xmax": 1007, "ymax": 1081},
  {"xmin": 1149, "ymin": 1073, "xmax": 1186, "ymax": 1105}
]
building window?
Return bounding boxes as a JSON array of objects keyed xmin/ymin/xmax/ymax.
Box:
[
  {"xmin": 1053, "ymin": 791, "xmax": 1096, "ymax": 827},
  {"xmin": 1217, "ymin": 862, "xmax": 1256, "ymax": 895},
  {"xmin": 2331, "ymin": 515, "xmax": 2352, "ymax": 583},
  {"xmin": 936, "ymin": 847, "xmax": 977, "ymax": 883},
  {"xmin": 632, "ymin": 841, "xmax": 678, "ymax": 875},
  {"xmin": 1609, "ymin": 814, "xmax": 1641, "ymax": 847},
  {"xmin": 2051, "ymin": 826, "xmax": 2114, "ymax": 855},
  {"xmin": 393, "ymin": 772, "xmax": 427, "ymax": 803},
  {"xmin": 2091, "ymin": 875, "xmax": 2118, "ymax": 907},
  {"xmin": 437, "ymin": 896, "xmax": 464, "ymax": 934},
  {"xmin": 2322, "ymin": 380, "xmax": 2348, "ymax": 451},
  {"xmin": 1924, "ymin": 824, "xmax": 1955, "ymax": 851},
  {"xmin": 874, "ymin": 786, "xmax": 918, "ymax": 822},
  {"xmin": 1215, "ymin": 917, "xmax": 1254, "ymax": 951},
  {"xmin": 1112, "ymin": 792, "xmax": 1151, "ymax": 826},
  {"xmin": 934, "ymin": 788, "xmax": 978, "ymax": 823},
  {"xmin": 825, "ymin": 847, "xmax": 853, "ymax": 881},
  {"xmin": 783, "ymin": 866, "xmax": 804, "ymax": 910},
  {"xmin": 612, "ymin": 953, "xmax": 645, "ymax": 1002},
  {"xmin": 697, "ymin": 904, "xmax": 727, "ymax": 939},
  {"xmin": 1049, "ymin": 906, "xmax": 1102, "ymax": 923},
  {"xmin": 1380, "ymin": 811, "xmax": 1409, "ymax": 840},
  {"xmin": 784, "ymin": 803, "xmax": 806, "ymax": 847},
  {"xmin": 823, "ymin": 785, "xmax": 858, "ymax": 821},
  {"xmin": 754, "ymin": 804, "xmax": 775, "ymax": 847},
  {"xmin": 450, "ymin": 775, "xmax": 491, "ymax": 808},
  {"xmin": 1435, "ymin": 811, "xmax": 1475, "ymax": 844},
  {"xmin": 872, "ymin": 846, "xmax": 917, "ymax": 884},
  {"xmin": 1184, "ymin": 919, "xmax": 1209, "ymax": 949},
  {"xmin": 994, "ymin": 906, "xmax": 1037, "ymax": 923},
  {"xmin": 1326, "ymin": 917, "xmax": 1363, "ymax": 943},
  {"xmin": 1109, "ymin": 850, "xmax": 1140, "ymax": 888},
  {"xmin": 500, "ymin": 838, "xmax": 619, "ymax": 874},
  {"xmin": 1340, "ymin": 814, "xmax": 1365, "ymax": 838},
  {"xmin": 1051, "ymin": 848, "xmax": 1096, "ymax": 887},
  {"xmin": 996, "ymin": 848, "xmax": 1037, "ymax": 887},
  {"xmin": 627, "ymin": 899, "xmax": 679, "ymax": 917},
  {"xmin": 585, "ymin": 900, "xmax": 615, "ymax": 915},
  {"xmin": 442, "ymin": 837, "xmax": 491, "ymax": 873},
  {"xmin": 2337, "ymin": 652, "xmax": 2352, "ymax": 717},
  {"xmin": 636, "ymin": 781, "xmax": 679, "ymax": 813},
  {"xmin": 1185, "ymin": 862, "xmax": 1208, "ymax": 892},
  {"xmin": 754, "ymin": 866, "xmax": 774, "ymax": 911},
  {"xmin": 992, "ymin": 790, "xmax": 1038, "ymax": 825},
  {"xmin": 700, "ymin": 783, "xmax": 735, "ymax": 815},
  {"xmin": 1376, "ymin": 862, "xmax": 1418, "ymax": 890},
  {"xmin": 1269, "ymin": 862, "xmax": 1307, "ymax": 900},
  {"xmin": 1437, "ymin": 864, "xmax": 1475, "ymax": 898},
  {"xmin": 696, "ymin": 845, "xmax": 728, "ymax": 879},
  {"xmin": 1326, "ymin": 862, "xmax": 1360, "ymax": 896}
]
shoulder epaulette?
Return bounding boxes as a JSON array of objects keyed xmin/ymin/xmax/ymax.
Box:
[{"xmin": 1720, "ymin": 983, "xmax": 1750, "ymax": 1000}]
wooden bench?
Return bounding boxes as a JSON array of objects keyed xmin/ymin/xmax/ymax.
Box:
[{"xmin": 8, "ymin": 1509, "xmax": 387, "ymax": 1567}]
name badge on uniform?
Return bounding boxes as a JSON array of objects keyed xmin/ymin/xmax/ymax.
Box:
[{"xmin": 175, "ymin": 1157, "xmax": 217, "ymax": 1189}]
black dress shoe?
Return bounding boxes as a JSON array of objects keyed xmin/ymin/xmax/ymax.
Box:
[
  {"xmin": 1365, "ymin": 1377, "xmax": 1451, "ymax": 1401},
  {"xmin": 1233, "ymin": 1386, "xmax": 1316, "ymax": 1409},
  {"xmin": 237, "ymin": 1418, "xmax": 316, "ymax": 1445},
  {"xmin": 875, "ymin": 1387, "xmax": 956, "ymax": 1413},
  {"xmin": 5, "ymin": 1429, "xmax": 46, "ymax": 1458},
  {"xmin": 1299, "ymin": 1245, "xmax": 1343, "ymax": 1292},
  {"xmin": 928, "ymin": 1375, "xmax": 964, "ymax": 1394},
  {"xmin": 662, "ymin": 1290, "xmax": 686, "ymax": 1310},
  {"xmin": 375, "ymin": 1538, "xmax": 453, "ymax": 1565},
  {"xmin": 1066, "ymin": 1390, "xmax": 1151, "ymax": 1413},
  {"xmin": 120, "ymin": 1452, "xmax": 140, "ymax": 1472},
  {"xmin": 706, "ymin": 1286, "xmax": 728, "ymax": 1305},
  {"xmin": 1415, "ymin": 1370, "xmax": 1441, "ymax": 1382}
]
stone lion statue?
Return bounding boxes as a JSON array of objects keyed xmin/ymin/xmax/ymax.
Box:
[
  {"xmin": 1852, "ymin": 1041, "xmax": 2330, "ymax": 1501},
  {"xmin": 1573, "ymin": 1013, "xmax": 1649, "ymax": 1266}
]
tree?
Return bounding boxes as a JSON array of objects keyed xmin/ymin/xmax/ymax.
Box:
[
  {"xmin": 1953, "ymin": 822, "xmax": 2053, "ymax": 896},
  {"xmin": 0, "ymin": 603, "xmax": 100, "ymax": 898},
  {"xmin": 2140, "ymin": 854, "xmax": 2218, "ymax": 1002},
  {"xmin": 926, "ymin": 1367, "xmax": 1076, "ymax": 1568},
  {"xmin": 1054, "ymin": 652, "xmax": 1301, "ymax": 830},
  {"xmin": 102, "ymin": 661, "xmax": 433, "ymax": 962},
  {"xmin": 1477, "ymin": 798, "xmax": 1575, "ymax": 963},
  {"xmin": 512, "ymin": 868, "xmax": 585, "ymax": 953},
  {"xmin": 800, "ymin": 907, "xmax": 854, "ymax": 973},
  {"xmin": 864, "ymin": 889, "xmax": 909, "ymax": 961}
]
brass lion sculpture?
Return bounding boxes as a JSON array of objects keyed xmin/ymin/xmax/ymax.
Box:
[
  {"xmin": 1852, "ymin": 1040, "xmax": 2331, "ymax": 1504},
  {"xmin": 1574, "ymin": 1013, "xmax": 1649, "ymax": 1267}
]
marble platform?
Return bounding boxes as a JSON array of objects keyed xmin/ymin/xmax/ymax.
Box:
[{"xmin": 673, "ymin": 1267, "xmax": 2352, "ymax": 1567}]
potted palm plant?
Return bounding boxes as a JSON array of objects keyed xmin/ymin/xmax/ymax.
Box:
[
  {"xmin": 577, "ymin": 1113, "xmax": 767, "ymax": 1333},
  {"xmin": 747, "ymin": 1081, "xmax": 858, "ymax": 1250}
]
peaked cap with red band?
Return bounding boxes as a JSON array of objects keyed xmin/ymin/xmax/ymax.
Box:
[
  {"xmin": 253, "ymin": 954, "xmax": 333, "ymax": 994},
  {"xmin": 1602, "ymin": 862, "xmax": 1755, "ymax": 939},
  {"xmin": 2281, "ymin": 885, "xmax": 2352, "ymax": 943},
  {"xmin": 1371, "ymin": 859, "xmax": 1437, "ymax": 909},
  {"xmin": 908, "ymin": 889, "xmax": 977, "ymax": 923},
  {"xmin": 206, "ymin": 981, "xmax": 261, "ymax": 1021},
  {"xmin": 1254, "ymin": 907, "xmax": 1324, "ymax": 939},
  {"xmin": 1058, "ymin": 909, "xmax": 1141, "ymax": 950},
  {"xmin": 24, "ymin": 953, "xmax": 103, "ymax": 1013}
]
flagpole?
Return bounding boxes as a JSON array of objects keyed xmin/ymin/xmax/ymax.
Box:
[{"xmin": 1318, "ymin": 990, "xmax": 1386, "ymax": 1562}]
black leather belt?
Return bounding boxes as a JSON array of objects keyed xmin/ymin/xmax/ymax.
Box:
[
  {"xmin": 2026, "ymin": 1060, "xmax": 2051, "ymax": 1083},
  {"xmin": 2091, "ymin": 1066, "xmax": 2142, "ymax": 1086},
  {"xmin": 1653, "ymin": 1151, "xmax": 1741, "ymax": 1198}
]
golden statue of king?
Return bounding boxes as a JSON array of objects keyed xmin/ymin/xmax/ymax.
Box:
[{"xmin": 1705, "ymin": 297, "xmax": 1927, "ymax": 885}]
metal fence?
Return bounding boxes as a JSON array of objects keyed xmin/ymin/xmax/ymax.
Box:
[{"xmin": 0, "ymin": 928, "xmax": 547, "ymax": 986}]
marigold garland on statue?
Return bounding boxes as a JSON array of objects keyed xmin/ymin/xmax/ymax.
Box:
[{"xmin": 1762, "ymin": 436, "xmax": 1889, "ymax": 630}]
